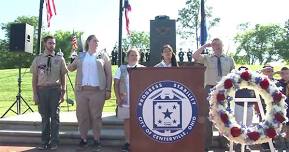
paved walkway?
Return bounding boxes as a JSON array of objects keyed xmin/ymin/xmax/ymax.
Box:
[
  {"xmin": 0, "ymin": 112, "xmax": 117, "ymax": 123},
  {"xmin": 0, "ymin": 144, "xmax": 267, "ymax": 152},
  {"xmin": 0, "ymin": 144, "xmax": 120, "ymax": 152}
]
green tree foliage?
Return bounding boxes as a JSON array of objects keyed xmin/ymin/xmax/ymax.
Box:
[
  {"xmin": 43, "ymin": 31, "xmax": 83, "ymax": 61},
  {"xmin": 275, "ymin": 19, "xmax": 289, "ymax": 63},
  {"xmin": 0, "ymin": 16, "xmax": 39, "ymax": 69},
  {"xmin": 0, "ymin": 15, "xmax": 83, "ymax": 68},
  {"xmin": 122, "ymin": 31, "xmax": 149, "ymax": 52},
  {"xmin": 177, "ymin": 0, "xmax": 220, "ymax": 43},
  {"xmin": 0, "ymin": 16, "xmax": 39, "ymax": 52},
  {"xmin": 234, "ymin": 24, "xmax": 285, "ymax": 65},
  {"xmin": 0, "ymin": 39, "xmax": 8, "ymax": 51},
  {"xmin": 1, "ymin": 16, "xmax": 38, "ymax": 38}
]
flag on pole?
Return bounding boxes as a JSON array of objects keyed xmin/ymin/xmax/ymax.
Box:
[
  {"xmin": 45, "ymin": 0, "xmax": 57, "ymax": 27},
  {"xmin": 124, "ymin": 0, "xmax": 131, "ymax": 35},
  {"xmin": 71, "ymin": 34, "xmax": 78, "ymax": 51},
  {"xmin": 200, "ymin": 0, "xmax": 208, "ymax": 46}
]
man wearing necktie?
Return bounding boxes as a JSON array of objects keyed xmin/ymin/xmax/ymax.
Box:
[
  {"xmin": 193, "ymin": 38, "xmax": 235, "ymax": 151},
  {"xmin": 30, "ymin": 36, "xmax": 68, "ymax": 150}
]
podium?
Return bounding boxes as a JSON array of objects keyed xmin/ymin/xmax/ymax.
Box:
[{"xmin": 129, "ymin": 67, "xmax": 206, "ymax": 152}]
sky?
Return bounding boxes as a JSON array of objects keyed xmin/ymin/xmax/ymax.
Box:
[{"xmin": 0, "ymin": 0, "xmax": 289, "ymax": 53}]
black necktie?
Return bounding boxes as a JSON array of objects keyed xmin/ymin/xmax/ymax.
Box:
[
  {"xmin": 46, "ymin": 55, "xmax": 52, "ymax": 73},
  {"xmin": 217, "ymin": 56, "xmax": 222, "ymax": 76}
]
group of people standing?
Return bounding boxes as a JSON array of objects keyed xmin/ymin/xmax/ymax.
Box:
[
  {"xmin": 178, "ymin": 48, "xmax": 193, "ymax": 63},
  {"xmin": 111, "ymin": 49, "xmax": 150, "ymax": 65},
  {"xmin": 31, "ymin": 35, "xmax": 112, "ymax": 151},
  {"xmin": 30, "ymin": 35, "xmax": 179, "ymax": 151},
  {"xmin": 30, "ymin": 35, "xmax": 289, "ymax": 152}
]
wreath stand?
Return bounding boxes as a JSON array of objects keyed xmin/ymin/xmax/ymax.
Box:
[{"xmin": 229, "ymin": 93, "xmax": 275, "ymax": 152}]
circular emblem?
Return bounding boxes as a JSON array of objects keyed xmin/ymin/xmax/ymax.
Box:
[{"xmin": 137, "ymin": 80, "xmax": 198, "ymax": 143}]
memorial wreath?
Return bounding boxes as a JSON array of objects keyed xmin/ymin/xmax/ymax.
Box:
[{"xmin": 209, "ymin": 69, "xmax": 287, "ymax": 144}]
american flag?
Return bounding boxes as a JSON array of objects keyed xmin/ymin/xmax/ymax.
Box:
[
  {"xmin": 71, "ymin": 34, "xmax": 78, "ymax": 50},
  {"xmin": 45, "ymin": 0, "xmax": 57, "ymax": 27},
  {"xmin": 124, "ymin": 0, "xmax": 131, "ymax": 35}
]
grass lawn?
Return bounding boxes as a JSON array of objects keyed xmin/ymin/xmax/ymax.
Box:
[
  {"xmin": 0, "ymin": 65, "xmax": 118, "ymax": 117},
  {"xmin": 0, "ymin": 64, "xmax": 285, "ymax": 117}
]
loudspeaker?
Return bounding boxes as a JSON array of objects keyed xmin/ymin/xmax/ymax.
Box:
[
  {"xmin": 9, "ymin": 23, "xmax": 34, "ymax": 53},
  {"xmin": 149, "ymin": 15, "xmax": 176, "ymax": 66}
]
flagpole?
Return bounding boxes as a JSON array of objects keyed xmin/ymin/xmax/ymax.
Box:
[
  {"xmin": 118, "ymin": 0, "xmax": 123, "ymax": 66},
  {"xmin": 36, "ymin": 0, "xmax": 44, "ymax": 55}
]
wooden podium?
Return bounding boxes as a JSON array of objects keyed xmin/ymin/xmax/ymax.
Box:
[{"xmin": 129, "ymin": 67, "xmax": 206, "ymax": 152}]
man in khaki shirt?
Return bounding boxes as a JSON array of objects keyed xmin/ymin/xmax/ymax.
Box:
[
  {"xmin": 193, "ymin": 38, "xmax": 235, "ymax": 151},
  {"xmin": 30, "ymin": 36, "xmax": 68, "ymax": 150}
]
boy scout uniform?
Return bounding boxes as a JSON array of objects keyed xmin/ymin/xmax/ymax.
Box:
[
  {"xmin": 196, "ymin": 53, "xmax": 235, "ymax": 150},
  {"xmin": 30, "ymin": 50, "xmax": 68, "ymax": 146}
]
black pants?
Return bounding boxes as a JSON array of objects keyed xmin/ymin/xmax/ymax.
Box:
[
  {"xmin": 205, "ymin": 85, "xmax": 229, "ymax": 149},
  {"xmin": 37, "ymin": 87, "xmax": 61, "ymax": 145},
  {"xmin": 204, "ymin": 85, "xmax": 214, "ymax": 149}
]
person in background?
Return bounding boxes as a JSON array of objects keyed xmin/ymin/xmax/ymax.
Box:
[
  {"xmin": 261, "ymin": 65, "xmax": 275, "ymax": 81},
  {"xmin": 154, "ymin": 44, "xmax": 179, "ymax": 67},
  {"xmin": 114, "ymin": 48, "xmax": 145, "ymax": 152},
  {"xmin": 178, "ymin": 48, "xmax": 184, "ymax": 64},
  {"xmin": 30, "ymin": 36, "xmax": 68, "ymax": 150},
  {"xmin": 193, "ymin": 38, "xmax": 235, "ymax": 151},
  {"xmin": 187, "ymin": 48, "xmax": 193, "ymax": 63},
  {"xmin": 259, "ymin": 65, "xmax": 281, "ymax": 150},
  {"xmin": 274, "ymin": 67, "xmax": 289, "ymax": 151},
  {"xmin": 68, "ymin": 35, "xmax": 112, "ymax": 151}
]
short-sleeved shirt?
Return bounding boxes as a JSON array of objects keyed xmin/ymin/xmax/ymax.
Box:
[
  {"xmin": 114, "ymin": 64, "xmax": 141, "ymax": 107},
  {"xmin": 30, "ymin": 51, "xmax": 68, "ymax": 86},
  {"xmin": 196, "ymin": 54, "xmax": 235, "ymax": 86}
]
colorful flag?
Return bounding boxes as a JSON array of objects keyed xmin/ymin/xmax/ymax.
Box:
[
  {"xmin": 71, "ymin": 34, "xmax": 78, "ymax": 50},
  {"xmin": 45, "ymin": 0, "xmax": 57, "ymax": 27},
  {"xmin": 124, "ymin": 0, "xmax": 131, "ymax": 35},
  {"xmin": 200, "ymin": 0, "xmax": 208, "ymax": 46}
]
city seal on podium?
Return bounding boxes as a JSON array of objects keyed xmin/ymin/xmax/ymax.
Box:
[{"xmin": 137, "ymin": 80, "xmax": 198, "ymax": 143}]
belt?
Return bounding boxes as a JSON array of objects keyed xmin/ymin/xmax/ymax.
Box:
[
  {"xmin": 80, "ymin": 86, "xmax": 100, "ymax": 91},
  {"xmin": 37, "ymin": 85, "xmax": 60, "ymax": 89}
]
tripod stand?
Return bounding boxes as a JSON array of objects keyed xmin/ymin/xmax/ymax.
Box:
[{"xmin": 1, "ymin": 67, "xmax": 34, "ymax": 118}]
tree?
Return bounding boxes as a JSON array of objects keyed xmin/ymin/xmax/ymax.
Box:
[
  {"xmin": 1, "ymin": 16, "xmax": 38, "ymax": 38},
  {"xmin": 45, "ymin": 31, "xmax": 83, "ymax": 61},
  {"xmin": 0, "ymin": 16, "xmax": 84, "ymax": 68},
  {"xmin": 0, "ymin": 16, "xmax": 39, "ymax": 52},
  {"xmin": 234, "ymin": 24, "xmax": 285, "ymax": 65},
  {"xmin": 121, "ymin": 31, "xmax": 150, "ymax": 52},
  {"xmin": 0, "ymin": 39, "xmax": 8, "ymax": 51},
  {"xmin": 177, "ymin": 0, "xmax": 220, "ymax": 45},
  {"xmin": 275, "ymin": 19, "xmax": 289, "ymax": 63}
]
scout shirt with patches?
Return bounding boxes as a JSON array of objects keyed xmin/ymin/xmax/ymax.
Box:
[
  {"xmin": 30, "ymin": 51, "xmax": 68, "ymax": 87},
  {"xmin": 196, "ymin": 53, "xmax": 235, "ymax": 86}
]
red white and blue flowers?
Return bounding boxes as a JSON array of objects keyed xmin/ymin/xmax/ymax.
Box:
[{"xmin": 209, "ymin": 69, "xmax": 287, "ymax": 145}]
